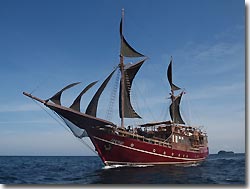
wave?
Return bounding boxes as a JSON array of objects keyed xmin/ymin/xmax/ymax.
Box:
[
  {"xmin": 102, "ymin": 164, "xmax": 154, "ymax": 169},
  {"xmin": 175, "ymin": 162, "xmax": 201, "ymax": 167}
]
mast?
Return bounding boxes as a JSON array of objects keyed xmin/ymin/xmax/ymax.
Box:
[
  {"xmin": 120, "ymin": 8, "xmax": 125, "ymax": 128},
  {"xmin": 119, "ymin": 9, "xmax": 145, "ymax": 126},
  {"xmin": 167, "ymin": 56, "xmax": 185, "ymax": 125},
  {"xmin": 170, "ymin": 56, "xmax": 175, "ymax": 125}
]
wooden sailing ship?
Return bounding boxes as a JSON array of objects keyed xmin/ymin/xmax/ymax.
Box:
[{"xmin": 23, "ymin": 10, "xmax": 209, "ymax": 165}]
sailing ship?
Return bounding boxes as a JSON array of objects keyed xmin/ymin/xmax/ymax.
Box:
[{"xmin": 23, "ymin": 10, "xmax": 209, "ymax": 166}]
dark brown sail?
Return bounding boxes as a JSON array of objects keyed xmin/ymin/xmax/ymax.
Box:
[
  {"xmin": 60, "ymin": 116, "xmax": 88, "ymax": 138},
  {"xmin": 70, "ymin": 81, "xmax": 98, "ymax": 111},
  {"xmin": 167, "ymin": 59, "xmax": 181, "ymax": 91},
  {"xmin": 120, "ymin": 19, "xmax": 145, "ymax": 57},
  {"xmin": 49, "ymin": 82, "xmax": 81, "ymax": 105},
  {"xmin": 169, "ymin": 92, "xmax": 185, "ymax": 124},
  {"xmin": 119, "ymin": 59, "xmax": 146, "ymax": 118},
  {"xmin": 85, "ymin": 69, "xmax": 116, "ymax": 117},
  {"xmin": 46, "ymin": 102, "xmax": 115, "ymax": 129}
]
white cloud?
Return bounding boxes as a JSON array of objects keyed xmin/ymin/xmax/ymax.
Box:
[
  {"xmin": 189, "ymin": 82, "xmax": 245, "ymax": 101},
  {"xmin": 193, "ymin": 42, "xmax": 242, "ymax": 62},
  {"xmin": 168, "ymin": 25, "xmax": 244, "ymax": 79}
]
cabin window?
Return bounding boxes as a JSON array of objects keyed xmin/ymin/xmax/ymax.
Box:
[
  {"xmin": 175, "ymin": 135, "xmax": 178, "ymax": 143},
  {"xmin": 181, "ymin": 136, "xmax": 184, "ymax": 144},
  {"xmin": 172, "ymin": 135, "xmax": 175, "ymax": 143}
]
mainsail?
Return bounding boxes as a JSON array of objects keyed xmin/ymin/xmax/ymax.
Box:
[
  {"xmin": 119, "ymin": 59, "xmax": 146, "ymax": 118},
  {"xmin": 120, "ymin": 19, "xmax": 145, "ymax": 57},
  {"xmin": 119, "ymin": 9, "xmax": 146, "ymax": 123}
]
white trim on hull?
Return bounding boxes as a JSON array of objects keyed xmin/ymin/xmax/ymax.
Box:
[{"xmin": 104, "ymin": 160, "xmax": 204, "ymax": 166}]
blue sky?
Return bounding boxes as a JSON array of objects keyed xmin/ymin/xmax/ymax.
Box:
[{"xmin": 0, "ymin": 0, "xmax": 245, "ymax": 155}]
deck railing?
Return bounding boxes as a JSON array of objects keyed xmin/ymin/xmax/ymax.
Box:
[{"xmin": 115, "ymin": 128, "xmax": 172, "ymax": 148}]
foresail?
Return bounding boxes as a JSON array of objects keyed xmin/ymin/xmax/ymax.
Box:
[
  {"xmin": 119, "ymin": 59, "xmax": 146, "ymax": 118},
  {"xmin": 120, "ymin": 19, "xmax": 145, "ymax": 57},
  {"xmin": 48, "ymin": 82, "xmax": 81, "ymax": 105},
  {"xmin": 167, "ymin": 59, "xmax": 181, "ymax": 91},
  {"xmin": 60, "ymin": 116, "xmax": 88, "ymax": 138},
  {"xmin": 70, "ymin": 81, "xmax": 98, "ymax": 111},
  {"xmin": 46, "ymin": 102, "xmax": 115, "ymax": 130},
  {"xmin": 169, "ymin": 92, "xmax": 185, "ymax": 124},
  {"xmin": 85, "ymin": 69, "xmax": 116, "ymax": 117}
]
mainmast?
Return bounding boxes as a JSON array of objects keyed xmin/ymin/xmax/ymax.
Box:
[
  {"xmin": 120, "ymin": 8, "xmax": 125, "ymax": 128},
  {"xmin": 119, "ymin": 9, "xmax": 146, "ymax": 127}
]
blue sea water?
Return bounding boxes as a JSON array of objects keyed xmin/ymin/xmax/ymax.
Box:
[{"xmin": 0, "ymin": 153, "xmax": 245, "ymax": 184}]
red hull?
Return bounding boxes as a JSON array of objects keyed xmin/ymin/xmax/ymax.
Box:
[{"xmin": 89, "ymin": 130, "xmax": 209, "ymax": 166}]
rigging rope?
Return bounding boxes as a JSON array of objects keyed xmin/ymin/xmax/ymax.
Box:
[
  {"xmin": 129, "ymin": 84, "xmax": 144, "ymax": 126},
  {"xmin": 31, "ymin": 99, "xmax": 97, "ymax": 155},
  {"xmin": 159, "ymin": 98, "xmax": 170, "ymax": 121},
  {"xmin": 133, "ymin": 82, "xmax": 156, "ymax": 122},
  {"xmin": 105, "ymin": 69, "xmax": 119, "ymax": 121},
  {"xmin": 181, "ymin": 92, "xmax": 191, "ymax": 125},
  {"xmin": 30, "ymin": 76, "xmax": 52, "ymax": 95}
]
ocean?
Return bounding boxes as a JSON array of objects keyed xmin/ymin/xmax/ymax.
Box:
[{"xmin": 0, "ymin": 153, "xmax": 245, "ymax": 185}]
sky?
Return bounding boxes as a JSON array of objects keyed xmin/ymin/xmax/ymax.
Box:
[{"xmin": 0, "ymin": 0, "xmax": 246, "ymax": 156}]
